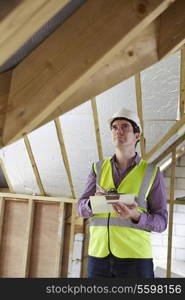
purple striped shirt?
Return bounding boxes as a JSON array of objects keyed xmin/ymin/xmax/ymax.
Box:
[{"xmin": 77, "ymin": 153, "xmax": 168, "ymax": 232}]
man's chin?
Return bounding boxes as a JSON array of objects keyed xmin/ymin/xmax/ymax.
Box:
[{"xmin": 114, "ymin": 140, "xmax": 127, "ymax": 146}]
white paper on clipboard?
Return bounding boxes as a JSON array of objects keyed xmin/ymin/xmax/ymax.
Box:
[{"xmin": 90, "ymin": 194, "xmax": 135, "ymax": 214}]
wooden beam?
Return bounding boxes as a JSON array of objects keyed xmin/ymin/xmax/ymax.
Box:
[
  {"xmin": 23, "ymin": 134, "xmax": 45, "ymax": 195},
  {"xmin": 0, "ymin": 0, "xmax": 70, "ymax": 65},
  {"xmin": 179, "ymin": 46, "xmax": 185, "ymax": 118},
  {"xmin": 0, "ymin": 71, "xmax": 12, "ymax": 147},
  {"xmin": 21, "ymin": 198, "xmax": 35, "ymax": 277},
  {"xmin": 152, "ymin": 133, "xmax": 185, "ymax": 165},
  {"xmin": 173, "ymin": 199, "xmax": 185, "ymax": 205},
  {"xmin": 160, "ymin": 146, "xmax": 185, "ymax": 172},
  {"xmin": 68, "ymin": 202, "xmax": 76, "ymax": 276},
  {"xmin": 91, "ymin": 98, "xmax": 103, "ymax": 161},
  {"xmin": 81, "ymin": 219, "xmax": 89, "ymax": 278},
  {"xmin": 36, "ymin": 21, "xmax": 159, "ymax": 130},
  {"xmin": 134, "ymin": 73, "xmax": 145, "ymax": 157},
  {"xmin": 37, "ymin": 0, "xmax": 185, "ymax": 132},
  {"xmin": 0, "ymin": 197, "xmax": 5, "ymax": 249},
  {"xmin": 3, "ymin": 0, "xmax": 173, "ymax": 146},
  {"xmin": 0, "ymin": 193, "xmax": 76, "ymax": 203},
  {"xmin": 0, "ymin": 158, "xmax": 14, "ymax": 193},
  {"xmin": 145, "ymin": 114, "xmax": 185, "ymax": 160},
  {"xmin": 0, "ymin": 1, "xmax": 23, "ymax": 22},
  {"xmin": 158, "ymin": 0, "xmax": 185, "ymax": 59},
  {"xmin": 54, "ymin": 202, "xmax": 66, "ymax": 277},
  {"xmin": 0, "ymin": 188, "xmax": 10, "ymax": 193},
  {"xmin": 166, "ymin": 150, "xmax": 176, "ymax": 278},
  {"xmin": 54, "ymin": 118, "xmax": 76, "ymax": 199}
]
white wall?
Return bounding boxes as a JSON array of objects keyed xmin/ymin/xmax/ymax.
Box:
[{"xmin": 152, "ymin": 153, "xmax": 185, "ymax": 277}]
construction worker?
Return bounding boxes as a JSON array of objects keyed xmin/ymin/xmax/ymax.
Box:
[{"xmin": 77, "ymin": 107, "xmax": 168, "ymax": 278}]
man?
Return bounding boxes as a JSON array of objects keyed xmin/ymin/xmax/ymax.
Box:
[{"xmin": 77, "ymin": 107, "xmax": 168, "ymax": 278}]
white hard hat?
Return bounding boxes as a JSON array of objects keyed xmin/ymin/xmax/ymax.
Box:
[{"xmin": 108, "ymin": 107, "xmax": 142, "ymax": 133}]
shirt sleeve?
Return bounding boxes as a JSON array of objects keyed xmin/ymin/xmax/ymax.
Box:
[
  {"xmin": 136, "ymin": 168, "xmax": 168, "ymax": 233},
  {"xmin": 77, "ymin": 167, "xmax": 96, "ymax": 218}
]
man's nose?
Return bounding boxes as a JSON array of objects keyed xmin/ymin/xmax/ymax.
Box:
[{"xmin": 116, "ymin": 126, "xmax": 124, "ymax": 133}]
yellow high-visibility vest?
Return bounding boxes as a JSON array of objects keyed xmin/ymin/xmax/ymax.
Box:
[{"xmin": 88, "ymin": 158, "xmax": 158, "ymax": 258}]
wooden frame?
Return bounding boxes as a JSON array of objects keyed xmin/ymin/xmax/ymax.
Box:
[
  {"xmin": 0, "ymin": 193, "xmax": 82, "ymax": 278},
  {"xmin": 91, "ymin": 98, "xmax": 103, "ymax": 161},
  {"xmin": 166, "ymin": 150, "xmax": 176, "ymax": 277},
  {"xmin": 135, "ymin": 73, "xmax": 145, "ymax": 157},
  {"xmin": 54, "ymin": 118, "xmax": 76, "ymax": 199},
  {"xmin": 23, "ymin": 134, "xmax": 45, "ymax": 195}
]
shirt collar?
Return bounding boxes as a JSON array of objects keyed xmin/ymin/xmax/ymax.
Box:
[{"xmin": 111, "ymin": 152, "xmax": 141, "ymax": 168}]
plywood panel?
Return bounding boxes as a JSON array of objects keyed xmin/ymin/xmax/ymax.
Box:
[
  {"xmin": 29, "ymin": 202, "xmax": 60, "ymax": 277},
  {"xmin": 0, "ymin": 200, "xmax": 28, "ymax": 277}
]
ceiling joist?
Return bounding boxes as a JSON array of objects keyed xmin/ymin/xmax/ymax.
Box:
[{"xmin": 2, "ymin": 0, "xmax": 174, "ymax": 147}]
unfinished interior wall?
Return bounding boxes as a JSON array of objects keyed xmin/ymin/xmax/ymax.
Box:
[
  {"xmin": 151, "ymin": 153, "xmax": 185, "ymax": 277},
  {"xmin": 0, "ymin": 195, "xmax": 83, "ymax": 278}
]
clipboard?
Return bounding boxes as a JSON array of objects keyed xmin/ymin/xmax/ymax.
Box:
[{"xmin": 90, "ymin": 194, "xmax": 135, "ymax": 214}]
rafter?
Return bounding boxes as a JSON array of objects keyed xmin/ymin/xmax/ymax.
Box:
[
  {"xmin": 54, "ymin": 118, "xmax": 76, "ymax": 199},
  {"xmin": 2, "ymin": 0, "xmax": 174, "ymax": 147},
  {"xmin": 23, "ymin": 134, "xmax": 45, "ymax": 195},
  {"xmin": 91, "ymin": 98, "xmax": 103, "ymax": 161},
  {"xmin": 37, "ymin": 21, "xmax": 159, "ymax": 129},
  {"xmin": 36, "ymin": 0, "xmax": 185, "ymax": 133},
  {"xmin": 0, "ymin": 0, "xmax": 70, "ymax": 66},
  {"xmin": 0, "ymin": 158, "xmax": 14, "ymax": 193},
  {"xmin": 0, "ymin": 71, "xmax": 12, "ymax": 147},
  {"xmin": 158, "ymin": 0, "xmax": 185, "ymax": 58},
  {"xmin": 134, "ymin": 73, "xmax": 145, "ymax": 157}
]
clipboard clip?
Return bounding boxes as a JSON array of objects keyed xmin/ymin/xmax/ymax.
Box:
[{"xmin": 107, "ymin": 188, "xmax": 117, "ymax": 195}]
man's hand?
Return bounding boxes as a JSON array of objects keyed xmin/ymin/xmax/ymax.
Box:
[
  {"xmin": 95, "ymin": 188, "xmax": 106, "ymax": 196},
  {"xmin": 112, "ymin": 201, "xmax": 140, "ymax": 222}
]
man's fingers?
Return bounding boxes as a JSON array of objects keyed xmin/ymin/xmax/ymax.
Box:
[{"xmin": 95, "ymin": 189, "xmax": 106, "ymax": 196}]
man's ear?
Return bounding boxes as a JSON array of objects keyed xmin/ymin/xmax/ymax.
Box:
[{"xmin": 135, "ymin": 132, "xmax": 140, "ymax": 140}]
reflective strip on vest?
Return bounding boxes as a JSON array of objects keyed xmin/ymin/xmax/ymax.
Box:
[
  {"xmin": 90, "ymin": 216, "xmax": 150, "ymax": 231},
  {"xmin": 95, "ymin": 159, "xmax": 104, "ymax": 186},
  {"xmin": 135, "ymin": 163, "xmax": 155, "ymax": 209}
]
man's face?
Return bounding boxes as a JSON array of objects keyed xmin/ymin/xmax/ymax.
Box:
[{"xmin": 111, "ymin": 119, "xmax": 140, "ymax": 148}]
